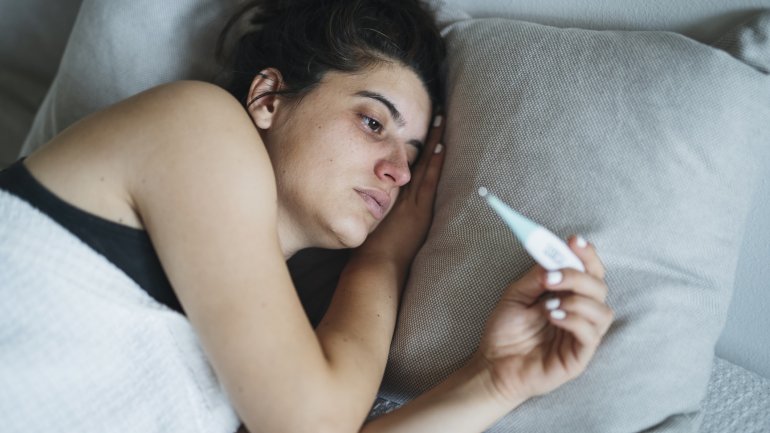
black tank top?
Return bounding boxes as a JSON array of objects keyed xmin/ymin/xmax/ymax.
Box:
[{"xmin": 0, "ymin": 159, "xmax": 184, "ymax": 314}]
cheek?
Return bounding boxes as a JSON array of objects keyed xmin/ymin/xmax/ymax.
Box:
[
  {"xmin": 278, "ymin": 113, "xmax": 378, "ymax": 193},
  {"xmin": 316, "ymin": 125, "xmax": 376, "ymax": 174}
]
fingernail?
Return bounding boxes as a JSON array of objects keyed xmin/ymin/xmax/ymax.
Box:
[
  {"xmin": 546, "ymin": 270, "xmax": 563, "ymax": 285},
  {"xmin": 433, "ymin": 143, "xmax": 443, "ymax": 154},
  {"xmin": 545, "ymin": 297, "xmax": 560, "ymax": 311},
  {"xmin": 550, "ymin": 309, "xmax": 567, "ymax": 320},
  {"xmin": 433, "ymin": 115, "xmax": 443, "ymax": 127},
  {"xmin": 576, "ymin": 235, "xmax": 588, "ymax": 248}
]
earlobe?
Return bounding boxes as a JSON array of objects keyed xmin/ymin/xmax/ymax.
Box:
[{"xmin": 246, "ymin": 68, "xmax": 284, "ymax": 129}]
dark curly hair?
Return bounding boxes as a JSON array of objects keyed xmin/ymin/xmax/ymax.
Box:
[{"xmin": 217, "ymin": 0, "xmax": 445, "ymax": 109}]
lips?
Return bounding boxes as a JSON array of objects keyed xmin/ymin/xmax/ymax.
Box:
[{"xmin": 355, "ymin": 188, "xmax": 391, "ymax": 220}]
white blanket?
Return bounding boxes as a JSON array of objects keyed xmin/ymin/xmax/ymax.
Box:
[{"xmin": 0, "ymin": 189, "xmax": 239, "ymax": 433}]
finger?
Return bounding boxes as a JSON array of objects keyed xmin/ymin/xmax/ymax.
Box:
[
  {"xmin": 415, "ymin": 141, "xmax": 445, "ymax": 205},
  {"xmin": 425, "ymin": 111, "xmax": 445, "ymax": 146},
  {"xmin": 410, "ymin": 113, "xmax": 445, "ymax": 187},
  {"xmin": 541, "ymin": 267, "xmax": 608, "ymax": 303},
  {"xmin": 548, "ymin": 310, "xmax": 601, "ymax": 362},
  {"xmin": 542, "ymin": 294, "xmax": 613, "ymax": 335},
  {"xmin": 567, "ymin": 235, "xmax": 605, "ymax": 280},
  {"xmin": 500, "ymin": 264, "xmax": 549, "ymax": 305}
]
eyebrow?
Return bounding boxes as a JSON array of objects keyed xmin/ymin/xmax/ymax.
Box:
[
  {"xmin": 355, "ymin": 90, "xmax": 405, "ymax": 127},
  {"xmin": 354, "ymin": 90, "xmax": 424, "ymax": 152}
]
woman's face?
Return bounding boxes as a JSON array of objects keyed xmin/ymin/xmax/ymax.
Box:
[{"xmin": 258, "ymin": 62, "xmax": 432, "ymax": 250}]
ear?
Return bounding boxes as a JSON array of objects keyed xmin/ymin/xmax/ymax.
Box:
[{"xmin": 246, "ymin": 68, "xmax": 285, "ymax": 129}]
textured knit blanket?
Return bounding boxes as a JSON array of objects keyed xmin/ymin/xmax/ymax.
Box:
[{"xmin": 0, "ymin": 189, "xmax": 239, "ymax": 433}]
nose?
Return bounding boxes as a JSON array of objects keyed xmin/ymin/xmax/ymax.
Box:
[{"xmin": 374, "ymin": 151, "xmax": 411, "ymax": 187}]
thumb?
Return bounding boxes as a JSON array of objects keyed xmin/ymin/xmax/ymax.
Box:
[{"xmin": 501, "ymin": 264, "xmax": 548, "ymax": 304}]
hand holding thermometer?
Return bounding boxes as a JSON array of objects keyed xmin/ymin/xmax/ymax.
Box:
[{"xmin": 478, "ymin": 187, "xmax": 585, "ymax": 272}]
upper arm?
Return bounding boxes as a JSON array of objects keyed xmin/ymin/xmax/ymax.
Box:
[{"xmin": 123, "ymin": 82, "xmax": 331, "ymax": 430}]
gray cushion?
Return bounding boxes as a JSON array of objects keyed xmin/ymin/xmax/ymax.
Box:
[
  {"xmin": 699, "ymin": 357, "xmax": 770, "ymax": 433},
  {"xmin": 380, "ymin": 16, "xmax": 770, "ymax": 432},
  {"xmin": 19, "ymin": 0, "xmax": 241, "ymax": 157},
  {"xmin": 0, "ymin": 0, "xmax": 82, "ymax": 166}
]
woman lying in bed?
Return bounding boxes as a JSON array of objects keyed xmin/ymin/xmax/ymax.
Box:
[{"xmin": 0, "ymin": 0, "xmax": 612, "ymax": 431}]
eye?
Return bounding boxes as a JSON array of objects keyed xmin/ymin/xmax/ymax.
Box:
[{"xmin": 361, "ymin": 115, "xmax": 383, "ymax": 134}]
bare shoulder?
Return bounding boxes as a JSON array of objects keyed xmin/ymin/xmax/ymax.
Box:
[
  {"xmin": 120, "ymin": 81, "xmax": 279, "ymax": 218},
  {"xmin": 83, "ymin": 81, "xmax": 280, "ymax": 232},
  {"xmin": 34, "ymin": 79, "xmax": 273, "ymax": 189},
  {"xmin": 135, "ymin": 80, "xmax": 248, "ymax": 123},
  {"xmin": 138, "ymin": 80, "xmax": 243, "ymax": 111},
  {"xmin": 23, "ymin": 80, "xmax": 274, "ymax": 231},
  {"xmin": 72, "ymin": 80, "xmax": 264, "ymax": 158},
  {"xmin": 122, "ymin": 80, "xmax": 261, "ymax": 154}
]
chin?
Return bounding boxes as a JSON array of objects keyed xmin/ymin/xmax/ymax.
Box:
[{"xmin": 327, "ymin": 217, "xmax": 369, "ymax": 249}]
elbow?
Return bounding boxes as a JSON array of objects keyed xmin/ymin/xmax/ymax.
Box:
[
  {"xmin": 241, "ymin": 399, "xmax": 366, "ymax": 433},
  {"xmin": 307, "ymin": 416, "xmax": 362, "ymax": 433},
  {"xmin": 243, "ymin": 418, "xmax": 360, "ymax": 433},
  {"xmin": 306, "ymin": 410, "xmax": 368, "ymax": 433},
  {"xmin": 238, "ymin": 364, "xmax": 374, "ymax": 433}
]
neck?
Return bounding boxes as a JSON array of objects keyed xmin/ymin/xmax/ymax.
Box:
[{"xmin": 276, "ymin": 204, "xmax": 306, "ymax": 260}]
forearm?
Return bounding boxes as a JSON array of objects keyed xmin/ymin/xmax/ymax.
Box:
[
  {"xmin": 361, "ymin": 354, "xmax": 523, "ymax": 433},
  {"xmin": 313, "ymin": 253, "xmax": 407, "ymax": 422}
]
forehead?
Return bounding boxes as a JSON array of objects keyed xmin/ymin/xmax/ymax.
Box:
[{"xmin": 317, "ymin": 63, "xmax": 432, "ymax": 125}]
